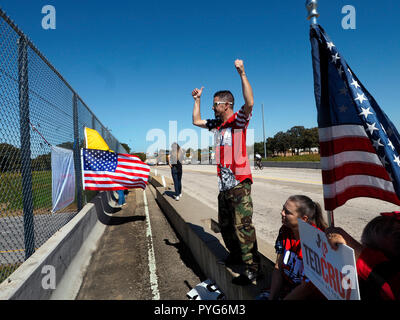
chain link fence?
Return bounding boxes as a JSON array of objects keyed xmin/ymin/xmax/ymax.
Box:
[{"xmin": 0, "ymin": 8, "xmax": 127, "ymax": 283}]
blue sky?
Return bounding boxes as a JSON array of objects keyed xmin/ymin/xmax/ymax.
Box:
[{"xmin": 1, "ymin": 0, "xmax": 400, "ymax": 153}]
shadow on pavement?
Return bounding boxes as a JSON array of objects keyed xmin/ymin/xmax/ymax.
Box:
[
  {"xmin": 92, "ymin": 191, "xmax": 145, "ymax": 226},
  {"xmin": 163, "ymin": 238, "xmax": 206, "ymax": 283}
]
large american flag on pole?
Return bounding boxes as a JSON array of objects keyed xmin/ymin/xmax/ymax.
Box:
[
  {"xmin": 310, "ymin": 24, "xmax": 400, "ymax": 211},
  {"xmin": 81, "ymin": 148, "xmax": 150, "ymax": 191}
]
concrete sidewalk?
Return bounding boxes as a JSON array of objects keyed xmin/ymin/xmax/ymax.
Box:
[
  {"xmin": 74, "ymin": 187, "xmax": 205, "ymax": 300},
  {"xmin": 75, "ymin": 190, "xmax": 152, "ymax": 299}
]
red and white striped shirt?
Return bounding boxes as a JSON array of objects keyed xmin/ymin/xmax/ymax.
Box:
[{"xmin": 213, "ymin": 105, "xmax": 253, "ymax": 192}]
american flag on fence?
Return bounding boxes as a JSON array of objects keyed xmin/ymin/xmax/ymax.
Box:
[
  {"xmin": 310, "ymin": 24, "xmax": 400, "ymax": 211},
  {"xmin": 81, "ymin": 148, "xmax": 150, "ymax": 191}
]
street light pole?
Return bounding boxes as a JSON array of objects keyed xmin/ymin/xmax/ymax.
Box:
[{"xmin": 261, "ymin": 103, "xmax": 267, "ymax": 158}]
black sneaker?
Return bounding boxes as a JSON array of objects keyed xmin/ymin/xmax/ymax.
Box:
[{"xmin": 232, "ymin": 267, "xmax": 263, "ymax": 286}]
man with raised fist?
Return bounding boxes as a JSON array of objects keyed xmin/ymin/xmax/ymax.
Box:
[{"xmin": 192, "ymin": 60, "xmax": 262, "ymax": 285}]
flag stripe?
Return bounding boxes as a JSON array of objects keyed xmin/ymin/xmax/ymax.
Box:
[
  {"xmin": 114, "ymin": 169, "xmax": 150, "ymax": 178},
  {"xmin": 118, "ymin": 158, "xmax": 150, "ymax": 166},
  {"xmin": 324, "ymin": 186, "xmax": 400, "ymax": 209},
  {"xmin": 318, "ymin": 125, "xmax": 367, "ymax": 142},
  {"xmin": 85, "ymin": 175, "xmax": 147, "ymax": 183},
  {"xmin": 117, "ymin": 164, "xmax": 151, "ymax": 171},
  {"xmin": 118, "ymin": 153, "xmax": 136, "ymax": 158},
  {"xmin": 322, "ymin": 162, "xmax": 391, "ymax": 185},
  {"xmin": 321, "ymin": 151, "xmax": 383, "ymax": 171},
  {"xmin": 320, "ymin": 137, "xmax": 376, "ymax": 157},
  {"xmin": 84, "ymin": 180, "xmax": 147, "ymax": 187},
  {"xmin": 85, "ymin": 185, "xmax": 146, "ymax": 191},
  {"xmin": 323, "ymin": 175, "xmax": 396, "ymax": 198},
  {"xmin": 84, "ymin": 180, "xmax": 147, "ymax": 186},
  {"xmin": 84, "ymin": 171, "xmax": 149, "ymax": 180}
]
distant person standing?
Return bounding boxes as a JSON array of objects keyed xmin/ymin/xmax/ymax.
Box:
[
  {"xmin": 117, "ymin": 189, "xmax": 126, "ymax": 207},
  {"xmin": 191, "ymin": 59, "xmax": 261, "ymax": 284},
  {"xmin": 255, "ymin": 153, "xmax": 263, "ymax": 169},
  {"xmin": 168, "ymin": 143, "xmax": 184, "ymax": 201}
]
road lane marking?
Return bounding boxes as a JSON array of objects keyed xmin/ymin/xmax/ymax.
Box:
[
  {"xmin": 0, "ymin": 248, "xmax": 38, "ymax": 254},
  {"xmin": 253, "ymin": 176, "xmax": 322, "ymax": 185},
  {"xmin": 0, "ymin": 249, "xmax": 25, "ymax": 254},
  {"xmin": 143, "ymin": 190, "xmax": 160, "ymax": 300}
]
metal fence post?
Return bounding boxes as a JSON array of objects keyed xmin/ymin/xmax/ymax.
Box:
[
  {"xmin": 73, "ymin": 94, "xmax": 83, "ymax": 211},
  {"xmin": 18, "ymin": 35, "xmax": 35, "ymax": 260}
]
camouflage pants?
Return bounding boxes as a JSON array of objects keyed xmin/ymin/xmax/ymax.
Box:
[{"xmin": 218, "ymin": 180, "xmax": 259, "ymax": 269}]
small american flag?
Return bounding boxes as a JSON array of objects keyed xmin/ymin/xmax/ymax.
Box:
[
  {"xmin": 81, "ymin": 148, "xmax": 150, "ymax": 191},
  {"xmin": 310, "ymin": 25, "xmax": 400, "ymax": 211}
]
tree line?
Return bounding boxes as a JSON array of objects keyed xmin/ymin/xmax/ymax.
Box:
[
  {"xmin": 150, "ymin": 126, "xmax": 320, "ymax": 163},
  {"xmin": 254, "ymin": 126, "xmax": 319, "ymax": 157}
]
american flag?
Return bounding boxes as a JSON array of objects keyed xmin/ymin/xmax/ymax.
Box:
[
  {"xmin": 310, "ymin": 25, "xmax": 400, "ymax": 211},
  {"xmin": 81, "ymin": 148, "xmax": 150, "ymax": 191}
]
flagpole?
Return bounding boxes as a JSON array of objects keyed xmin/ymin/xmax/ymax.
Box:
[
  {"xmin": 306, "ymin": 0, "xmax": 319, "ymax": 25},
  {"xmin": 306, "ymin": 0, "xmax": 336, "ymax": 227},
  {"xmin": 327, "ymin": 210, "xmax": 334, "ymax": 227}
]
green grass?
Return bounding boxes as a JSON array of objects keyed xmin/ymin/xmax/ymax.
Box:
[
  {"xmin": 264, "ymin": 154, "xmax": 320, "ymax": 162},
  {"xmin": 0, "ymin": 170, "xmax": 97, "ymax": 217},
  {"xmin": 0, "ymin": 170, "xmax": 53, "ymax": 215},
  {"xmin": 0, "ymin": 264, "xmax": 21, "ymax": 284}
]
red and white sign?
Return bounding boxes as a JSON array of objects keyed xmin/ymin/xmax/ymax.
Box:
[{"xmin": 298, "ymin": 219, "xmax": 361, "ymax": 300}]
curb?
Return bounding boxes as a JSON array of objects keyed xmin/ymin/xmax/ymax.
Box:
[
  {"xmin": 261, "ymin": 161, "xmax": 321, "ymax": 169},
  {"xmin": 149, "ymin": 175, "xmax": 276, "ymax": 300}
]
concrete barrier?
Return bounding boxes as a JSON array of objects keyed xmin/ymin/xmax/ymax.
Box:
[
  {"xmin": 0, "ymin": 191, "xmax": 120, "ymax": 300},
  {"xmin": 261, "ymin": 161, "xmax": 321, "ymax": 169},
  {"xmin": 149, "ymin": 175, "xmax": 276, "ymax": 300},
  {"xmin": 192, "ymin": 161, "xmax": 321, "ymax": 169}
]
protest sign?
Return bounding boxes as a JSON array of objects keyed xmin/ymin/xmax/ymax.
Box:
[{"xmin": 298, "ymin": 219, "xmax": 360, "ymax": 300}]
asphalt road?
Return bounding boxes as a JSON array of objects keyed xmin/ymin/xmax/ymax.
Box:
[
  {"xmin": 153, "ymin": 164, "xmax": 399, "ymax": 247},
  {"xmin": 0, "ymin": 212, "xmax": 76, "ymax": 264}
]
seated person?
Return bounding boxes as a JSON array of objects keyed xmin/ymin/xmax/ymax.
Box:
[
  {"xmin": 268, "ymin": 195, "xmax": 327, "ymax": 300},
  {"xmin": 325, "ymin": 212, "xmax": 400, "ymax": 300}
]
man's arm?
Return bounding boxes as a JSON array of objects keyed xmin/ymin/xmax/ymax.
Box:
[
  {"xmin": 192, "ymin": 86, "xmax": 207, "ymax": 128},
  {"xmin": 235, "ymin": 59, "xmax": 254, "ymax": 118}
]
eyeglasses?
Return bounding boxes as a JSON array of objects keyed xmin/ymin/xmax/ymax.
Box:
[{"xmin": 213, "ymin": 101, "xmax": 233, "ymax": 108}]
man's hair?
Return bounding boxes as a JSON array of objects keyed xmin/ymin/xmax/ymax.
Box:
[
  {"xmin": 214, "ymin": 90, "xmax": 234, "ymax": 108},
  {"xmin": 361, "ymin": 215, "xmax": 400, "ymax": 259}
]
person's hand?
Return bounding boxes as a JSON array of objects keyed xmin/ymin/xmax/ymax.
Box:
[
  {"xmin": 234, "ymin": 59, "xmax": 245, "ymax": 75},
  {"xmin": 192, "ymin": 87, "xmax": 204, "ymax": 100},
  {"xmin": 325, "ymin": 227, "xmax": 347, "ymax": 250}
]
